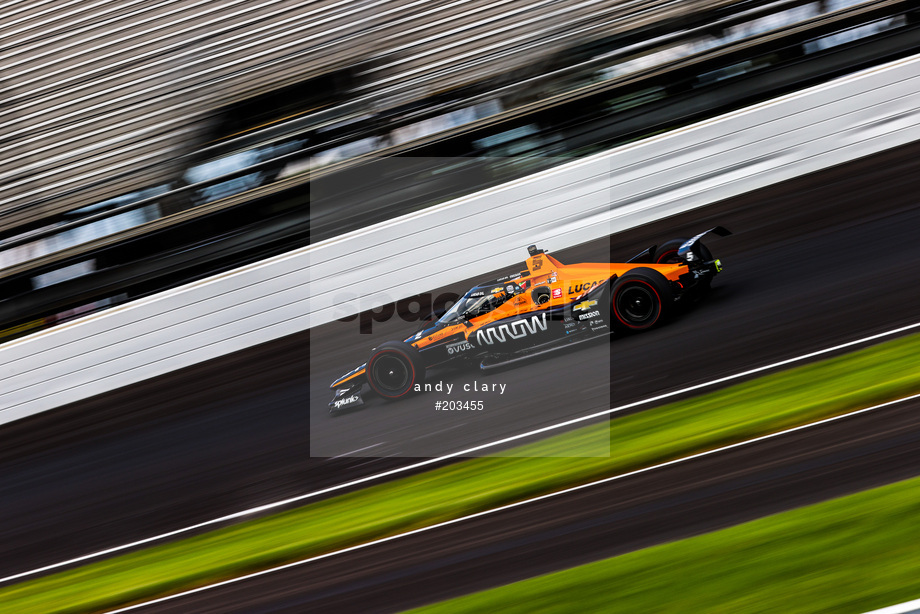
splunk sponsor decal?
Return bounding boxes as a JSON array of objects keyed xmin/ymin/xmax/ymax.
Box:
[
  {"xmin": 332, "ymin": 393, "xmax": 361, "ymax": 409},
  {"xmin": 475, "ymin": 313, "xmax": 548, "ymax": 345}
]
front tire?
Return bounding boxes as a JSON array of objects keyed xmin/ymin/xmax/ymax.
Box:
[
  {"xmin": 366, "ymin": 341, "xmax": 425, "ymax": 400},
  {"xmin": 610, "ymin": 268, "xmax": 672, "ymax": 332}
]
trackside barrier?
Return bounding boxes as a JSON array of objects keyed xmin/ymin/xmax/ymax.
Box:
[{"xmin": 1, "ymin": 53, "xmax": 919, "ymax": 424}]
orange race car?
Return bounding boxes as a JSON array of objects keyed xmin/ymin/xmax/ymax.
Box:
[{"xmin": 329, "ymin": 227, "xmax": 731, "ymax": 412}]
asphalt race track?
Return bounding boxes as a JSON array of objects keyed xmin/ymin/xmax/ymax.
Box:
[
  {"xmin": 1, "ymin": 140, "xmax": 920, "ymax": 592},
  {"xmin": 140, "ymin": 396, "xmax": 920, "ymax": 613}
]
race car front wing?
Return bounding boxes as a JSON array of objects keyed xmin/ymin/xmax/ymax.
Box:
[{"xmin": 329, "ymin": 386, "xmax": 365, "ymax": 412}]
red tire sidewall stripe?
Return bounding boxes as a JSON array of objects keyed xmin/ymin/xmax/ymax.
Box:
[
  {"xmin": 367, "ymin": 349, "xmax": 416, "ymax": 398},
  {"xmin": 612, "ymin": 279, "xmax": 661, "ymax": 329},
  {"xmin": 655, "ymin": 249, "xmax": 679, "ymax": 264}
]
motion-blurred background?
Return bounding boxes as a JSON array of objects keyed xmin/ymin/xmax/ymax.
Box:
[
  {"xmin": 2, "ymin": 2, "xmax": 920, "ymax": 613},
  {"xmin": 1, "ymin": 0, "xmax": 915, "ymax": 339}
]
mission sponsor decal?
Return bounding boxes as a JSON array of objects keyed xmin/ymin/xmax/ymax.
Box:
[
  {"xmin": 577, "ymin": 310, "xmax": 601, "ymax": 321},
  {"xmin": 475, "ymin": 313, "xmax": 548, "ymax": 345}
]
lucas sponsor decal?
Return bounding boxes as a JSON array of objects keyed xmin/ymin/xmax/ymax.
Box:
[
  {"xmin": 568, "ymin": 280, "xmax": 604, "ymax": 295},
  {"xmin": 475, "ymin": 313, "xmax": 548, "ymax": 345}
]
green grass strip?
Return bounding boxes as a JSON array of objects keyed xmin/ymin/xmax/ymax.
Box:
[
  {"xmin": 407, "ymin": 471, "xmax": 920, "ymax": 614},
  {"xmin": 2, "ymin": 332, "xmax": 920, "ymax": 613}
]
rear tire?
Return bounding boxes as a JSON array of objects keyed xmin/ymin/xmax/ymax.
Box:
[
  {"xmin": 366, "ymin": 341, "xmax": 425, "ymax": 400},
  {"xmin": 610, "ymin": 268, "xmax": 672, "ymax": 332},
  {"xmin": 654, "ymin": 237, "xmax": 714, "ymax": 264},
  {"xmin": 653, "ymin": 238, "xmax": 689, "ymax": 264}
]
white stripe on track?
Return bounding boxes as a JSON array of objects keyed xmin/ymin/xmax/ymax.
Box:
[
  {"xmin": 1, "ymin": 320, "xmax": 918, "ymax": 588},
  {"xmin": 105, "ymin": 390, "xmax": 920, "ymax": 612},
  {"xmin": 863, "ymin": 598, "xmax": 920, "ymax": 614}
]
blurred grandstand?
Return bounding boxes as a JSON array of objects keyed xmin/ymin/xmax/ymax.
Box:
[{"xmin": 0, "ymin": 0, "xmax": 916, "ymax": 340}]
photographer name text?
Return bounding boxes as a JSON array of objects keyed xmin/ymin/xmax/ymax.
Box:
[{"xmin": 414, "ymin": 381, "xmax": 506, "ymax": 395}]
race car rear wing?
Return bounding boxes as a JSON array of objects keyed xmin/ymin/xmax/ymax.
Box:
[
  {"xmin": 626, "ymin": 226, "xmax": 731, "ymax": 265},
  {"xmin": 677, "ymin": 226, "xmax": 732, "ymax": 261}
]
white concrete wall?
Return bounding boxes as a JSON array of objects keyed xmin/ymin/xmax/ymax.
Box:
[{"xmin": 2, "ymin": 52, "xmax": 919, "ymax": 425}]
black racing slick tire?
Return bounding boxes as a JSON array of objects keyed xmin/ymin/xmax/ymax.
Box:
[
  {"xmin": 653, "ymin": 238, "xmax": 689, "ymax": 264},
  {"xmin": 610, "ymin": 268, "xmax": 673, "ymax": 332},
  {"xmin": 655, "ymin": 237, "xmax": 714, "ymax": 264},
  {"xmin": 656, "ymin": 237, "xmax": 714, "ymax": 302},
  {"xmin": 366, "ymin": 341, "xmax": 425, "ymax": 400}
]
